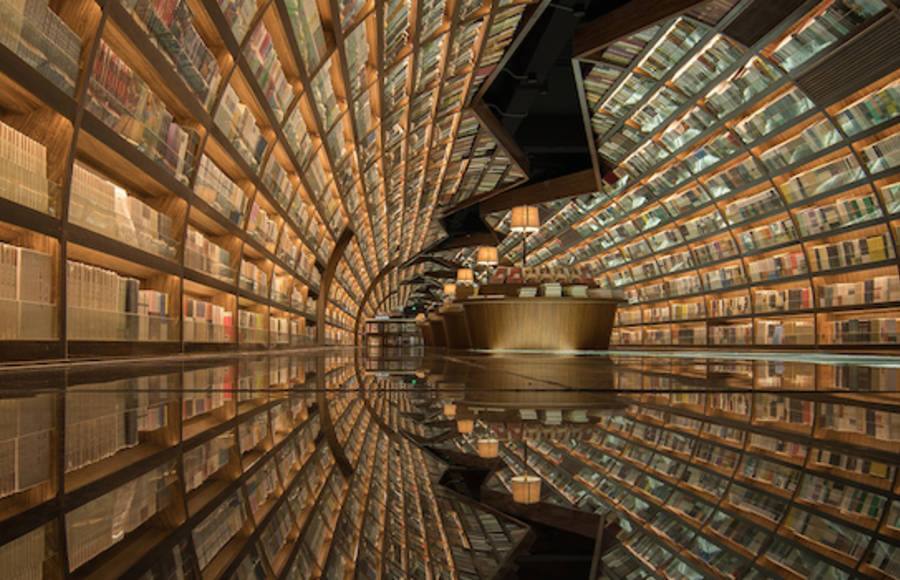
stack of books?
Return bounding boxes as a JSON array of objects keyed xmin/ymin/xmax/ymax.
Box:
[
  {"xmin": 194, "ymin": 155, "xmax": 248, "ymax": 225},
  {"xmin": 0, "ymin": 241, "xmax": 54, "ymax": 339},
  {"xmin": 0, "ymin": 120, "xmax": 51, "ymax": 214}
]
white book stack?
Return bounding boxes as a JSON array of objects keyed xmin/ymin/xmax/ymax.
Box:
[
  {"xmin": 0, "ymin": 241, "xmax": 54, "ymax": 339},
  {"xmin": 541, "ymin": 282, "xmax": 562, "ymax": 297},
  {"xmin": 68, "ymin": 163, "xmax": 117, "ymax": 238},
  {"xmin": 0, "ymin": 121, "xmax": 50, "ymax": 213},
  {"xmin": 67, "ymin": 260, "xmax": 147, "ymax": 340}
]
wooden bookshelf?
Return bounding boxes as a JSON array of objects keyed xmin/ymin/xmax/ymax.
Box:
[
  {"xmin": 462, "ymin": 0, "xmax": 900, "ymax": 351},
  {"xmin": 0, "ymin": 0, "xmax": 539, "ymax": 358}
]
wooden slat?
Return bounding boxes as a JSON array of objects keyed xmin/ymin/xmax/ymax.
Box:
[
  {"xmin": 478, "ymin": 168, "xmax": 597, "ymax": 214},
  {"xmin": 572, "ymin": 0, "xmax": 706, "ymax": 60}
]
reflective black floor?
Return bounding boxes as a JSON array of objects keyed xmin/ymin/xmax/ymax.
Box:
[{"xmin": 0, "ymin": 347, "xmax": 898, "ymax": 579}]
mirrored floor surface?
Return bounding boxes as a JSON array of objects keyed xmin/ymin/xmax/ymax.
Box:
[{"xmin": 0, "ymin": 347, "xmax": 898, "ymax": 579}]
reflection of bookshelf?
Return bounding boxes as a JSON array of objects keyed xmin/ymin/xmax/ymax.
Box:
[
  {"xmin": 549, "ymin": 0, "xmax": 900, "ymax": 349},
  {"xmin": 458, "ymin": 355, "xmax": 900, "ymax": 579}
]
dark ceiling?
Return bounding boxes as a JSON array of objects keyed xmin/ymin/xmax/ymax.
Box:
[
  {"xmin": 481, "ymin": 0, "xmax": 629, "ymax": 182},
  {"xmin": 421, "ymin": 0, "xmax": 629, "ymax": 255}
]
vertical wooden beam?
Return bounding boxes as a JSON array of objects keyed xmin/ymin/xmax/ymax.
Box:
[{"xmin": 317, "ymin": 227, "xmax": 354, "ymax": 345}]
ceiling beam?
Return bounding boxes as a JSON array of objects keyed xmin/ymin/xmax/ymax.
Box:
[
  {"xmin": 420, "ymin": 231, "xmax": 504, "ymax": 254},
  {"xmin": 479, "ymin": 168, "xmax": 598, "ymax": 214},
  {"xmin": 471, "ymin": 98, "xmax": 532, "ymax": 178},
  {"xmin": 573, "ymin": 0, "xmax": 706, "ymax": 60}
]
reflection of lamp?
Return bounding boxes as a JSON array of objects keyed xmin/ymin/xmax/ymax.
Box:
[
  {"xmin": 457, "ymin": 419, "xmax": 474, "ymax": 433},
  {"xmin": 511, "ymin": 475, "xmax": 542, "ymax": 503},
  {"xmin": 476, "ymin": 246, "xmax": 498, "ymax": 266},
  {"xmin": 477, "ymin": 438, "xmax": 499, "ymax": 458},
  {"xmin": 510, "ymin": 205, "xmax": 540, "ymax": 267},
  {"xmin": 456, "ymin": 268, "xmax": 474, "ymax": 285},
  {"xmin": 443, "ymin": 283, "xmax": 457, "ymax": 297}
]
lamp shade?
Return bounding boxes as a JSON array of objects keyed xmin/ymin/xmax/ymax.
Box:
[
  {"xmin": 476, "ymin": 246, "xmax": 499, "ymax": 266},
  {"xmin": 477, "ymin": 438, "xmax": 499, "ymax": 458},
  {"xmin": 457, "ymin": 419, "xmax": 474, "ymax": 433},
  {"xmin": 510, "ymin": 205, "xmax": 540, "ymax": 233},
  {"xmin": 443, "ymin": 283, "xmax": 457, "ymax": 296},
  {"xmin": 511, "ymin": 475, "xmax": 542, "ymax": 503},
  {"xmin": 456, "ymin": 268, "xmax": 474, "ymax": 283},
  {"xmin": 443, "ymin": 403, "xmax": 457, "ymax": 417}
]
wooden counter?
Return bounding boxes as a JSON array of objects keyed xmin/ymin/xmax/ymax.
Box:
[
  {"xmin": 461, "ymin": 297, "xmax": 619, "ymax": 351},
  {"xmin": 440, "ymin": 304, "xmax": 471, "ymax": 349},
  {"xmin": 427, "ymin": 315, "xmax": 447, "ymax": 347}
]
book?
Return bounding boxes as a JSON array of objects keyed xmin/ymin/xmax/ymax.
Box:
[{"xmin": 0, "ymin": 241, "xmax": 54, "ymax": 339}]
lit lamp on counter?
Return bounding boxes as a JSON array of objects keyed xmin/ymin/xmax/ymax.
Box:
[
  {"xmin": 443, "ymin": 282, "xmax": 457, "ymax": 301},
  {"xmin": 456, "ymin": 418, "xmax": 475, "ymax": 433},
  {"xmin": 443, "ymin": 401, "xmax": 457, "ymax": 417},
  {"xmin": 510, "ymin": 205, "xmax": 540, "ymax": 267},
  {"xmin": 456, "ymin": 267, "xmax": 475, "ymax": 299},
  {"xmin": 476, "ymin": 246, "xmax": 498, "ymax": 284}
]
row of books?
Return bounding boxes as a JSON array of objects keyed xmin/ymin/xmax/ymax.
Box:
[
  {"xmin": 87, "ymin": 40, "xmax": 199, "ymax": 184},
  {"xmin": 0, "ymin": 395, "xmax": 53, "ymax": 498},
  {"xmin": 819, "ymin": 275, "xmax": 900, "ymax": 307},
  {"xmin": 243, "ymin": 21, "xmax": 294, "ymax": 120},
  {"xmin": 0, "ymin": 241, "xmax": 54, "ymax": 340},
  {"xmin": 808, "ymin": 232, "xmax": 894, "ymax": 271},
  {"xmin": 755, "ymin": 319, "xmax": 814, "ymax": 345},
  {"xmin": 123, "ymin": 0, "xmax": 221, "ymax": 108},
  {"xmin": 183, "ymin": 296, "xmax": 233, "ymax": 342},
  {"xmin": 829, "ymin": 316, "xmax": 899, "ymax": 344},
  {"xmin": 70, "ymin": 163, "xmax": 176, "ymax": 259},
  {"xmin": 0, "ymin": 0, "xmax": 80, "ymax": 95},
  {"xmin": 214, "ymin": 84, "xmax": 268, "ymax": 170},
  {"xmin": 66, "ymin": 462, "xmax": 176, "ymax": 570},
  {"xmin": 185, "ymin": 227, "xmax": 233, "ymax": 281},
  {"xmin": 194, "ymin": 155, "xmax": 248, "ymax": 226},
  {"xmin": 67, "ymin": 260, "xmax": 173, "ymax": 341},
  {"xmin": 747, "ymin": 250, "xmax": 807, "ymax": 282},
  {"xmin": 0, "ymin": 120, "xmax": 53, "ymax": 214}
]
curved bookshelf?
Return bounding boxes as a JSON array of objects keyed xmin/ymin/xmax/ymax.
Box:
[{"xmin": 473, "ymin": 0, "xmax": 900, "ymax": 350}]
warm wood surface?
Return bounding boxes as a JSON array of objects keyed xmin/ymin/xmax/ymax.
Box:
[
  {"xmin": 440, "ymin": 304, "xmax": 471, "ymax": 349},
  {"xmin": 461, "ymin": 298, "xmax": 619, "ymax": 350},
  {"xmin": 428, "ymin": 316, "xmax": 447, "ymax": 348}
]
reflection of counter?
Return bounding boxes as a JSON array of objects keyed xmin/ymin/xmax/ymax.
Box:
[
  {"xmin": 461, "ymin": 298, "xmax": 620, "ymax": 351},
  {"xmin": 439, "ymin": 304, "xmax": 471, "ymax": 349},
  {"xmin": 427, "ymin": 314, "xmax": 446, "ymax": 347}
]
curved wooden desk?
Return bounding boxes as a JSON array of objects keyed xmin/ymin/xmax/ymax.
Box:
[
  {"xmin": 440, "ymin": 304, "xmax": 471, "ymax": 349},
  {"xmin": 427, "ymin": 315, "xmax": 447, "ymax": 347},
  {"xmin": 461, "ymin": 297, "xmax": 619, "ymax": 351}
]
